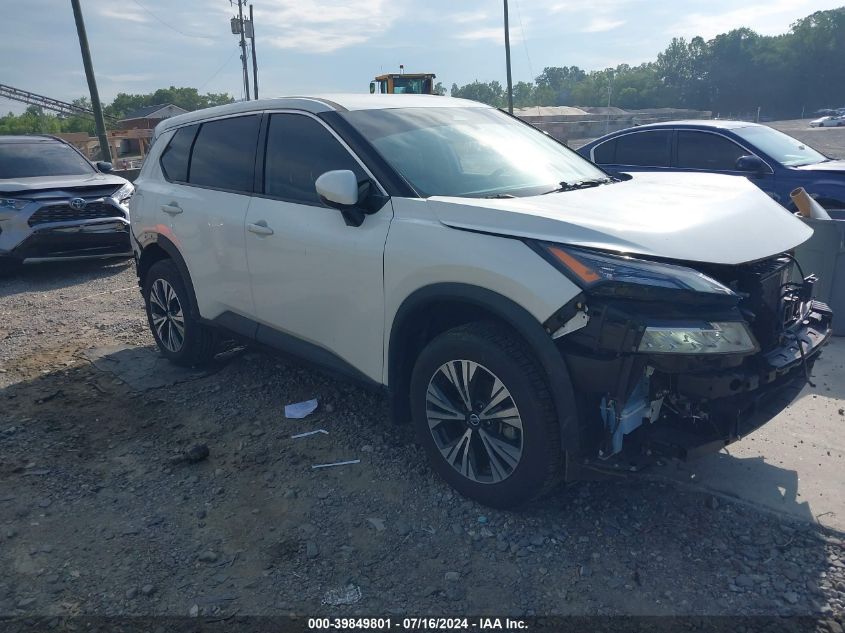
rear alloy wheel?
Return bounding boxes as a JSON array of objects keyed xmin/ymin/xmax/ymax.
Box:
[
  {"xmin": 410, "ymin": 322, "xmax": 563, "ymax": 508},
  {"xmin": 143, "ymin": 259, "xmax": 216, "ymax": 366},
  {"xmin": 148, "ymin": 278, "xmax": 185, "ymax": 353}
]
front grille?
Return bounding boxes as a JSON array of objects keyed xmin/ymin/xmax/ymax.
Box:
[{"xmin": 28, "ymin": 201, "xmax": 123, "ymax": 227}]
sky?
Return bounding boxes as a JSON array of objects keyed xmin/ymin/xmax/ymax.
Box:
[{"xmin": 2, "ymin": 0, "xmax": 843, "ymax": 114}]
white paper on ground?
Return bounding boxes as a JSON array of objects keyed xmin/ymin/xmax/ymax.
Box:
[
  {"xmin": 285, "ymin": 398, "xmax": 318, "ymax": 419},
  {"xmin": 290, "ymin": 429, "xmax": 329, "ymax": 439},
  {"xmin": 312, "ymin": 459, "xmax": 361, "ymax": 469}
]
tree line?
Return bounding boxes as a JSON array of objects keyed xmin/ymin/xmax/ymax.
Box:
[
  {"xmin": 0, "ymin": 87, "xmax": 233, "ymax": 136},
  {"xmin": 451, "ymin": 7, "xmax": 845, "ymax": 118}
]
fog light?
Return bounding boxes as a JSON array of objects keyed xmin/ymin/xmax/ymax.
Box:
[{"xmin": 638, "ymin": 322, "xmax": 757, "ymax": 355}]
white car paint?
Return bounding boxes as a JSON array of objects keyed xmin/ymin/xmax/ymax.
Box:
[
  {"xmin": 810, "ymin": 116, "xmax": 845, "ymax": 127},
  {"xmin": 132, "ymin": 94, "xmax": 811, "ymax": 388},
  {"xmin": 427, "ymin": 171, "xmax": 812, "ymax": 266}
]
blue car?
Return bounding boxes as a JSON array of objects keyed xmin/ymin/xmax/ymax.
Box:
[{"xmin": 577, "ymin": 120, "xmax": 845, "ymax": 215}]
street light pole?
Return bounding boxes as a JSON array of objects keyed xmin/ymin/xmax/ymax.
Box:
[
  {"xmin": 503, "ymin": 0, "xmax": 514, "ymax": 114},
  {"xmin": 70, "ymin": 0, "xmax": 111, "ymax": 162}
]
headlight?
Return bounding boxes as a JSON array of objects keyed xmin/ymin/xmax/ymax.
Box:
[
  {"xmin": 0, "ymin": 198, "xmax": 29, "ymax": 211},
  {"xmin": 112, "ymin": 182, "xmax": 135, "ymax": 208},
  {"xmin": 537, "ymin": 243, "xmax": 736, "ymax": 300},
  {"xmin": 638, "ymin": 322, "xmax": 757, "ymax": 354}
]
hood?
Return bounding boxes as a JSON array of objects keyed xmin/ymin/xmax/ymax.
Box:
[
  {"xmin": 793, "ymin": 160, "xmax": 845, "ymax": 174},
  {"xmin": 428, "ymin": 172, "xmax": 812, "ymax": 265},
  {"xmin": 0, "ymin": 172, "xmax": 128, "ymax": 195}
]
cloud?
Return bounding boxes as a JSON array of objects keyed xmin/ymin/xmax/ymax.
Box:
[
  {"xmin": 458, "ymin": 27, "xmax": 511, "ymax": 44},
  {"xmin": 668, "ymin": 0, "xmax": 844, "ymax": 39},
  {"xmin": 582, "ymin": 18, "xmax": 625, "ymax": 33},
  {"xmin": 97, "ymin": 5, "xmax": 150, "ymax": 24},
  {"xmin": 256, "ymin": 0, "xmax": 402, "ymax": 53}
]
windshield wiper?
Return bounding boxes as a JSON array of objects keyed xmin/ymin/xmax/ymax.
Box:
[
  {"xmin": 483, "ymin": 193, "xmax": 517, "ymax": 199},
  {"xmin": 541, "ymin": 178, "xmax": 613, "ymax": 195}
]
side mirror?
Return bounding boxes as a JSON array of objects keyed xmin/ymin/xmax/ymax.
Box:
[
  {"xmin": 96, "ymin": 161, "xmax": 113, "ymax": 173},
  {"xmin": 316, "ymin": 170, "xmax": 370, "ymax": 227},
  {"xmin": 316, "ymin": 170, "xmax": 359, "ymax": 207},
  {"xmin": 735, "ymin": 155, "xmax": 765, "ymax": 174}
]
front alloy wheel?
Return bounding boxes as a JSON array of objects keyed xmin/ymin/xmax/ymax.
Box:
[
  {"xmin": 426, "ymin": 360, "xmax": 524, "ymax": 484},
  {"xmin": 411, "ymin": 322, "xmax": 564, "ymax": 508}
]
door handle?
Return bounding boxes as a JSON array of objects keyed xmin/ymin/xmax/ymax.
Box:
[
  {"xmin": 247, "ymin": 221, "xmax": 274, "ymax": 236},
  {"xmin": 161, "ymin": 202, "xmax": 183, "ymax": 215}
]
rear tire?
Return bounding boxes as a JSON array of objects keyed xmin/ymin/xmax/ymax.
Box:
[
  {"xmin": 410, "ymin": 321, "xmax": 563, "ymax": 508},
  {"xmin": 143, "ymin": 259, "xmax": 216, "ymax": 366}
]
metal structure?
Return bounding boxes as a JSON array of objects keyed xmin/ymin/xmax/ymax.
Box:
[{"xmin": 0, "ymin": 83, "xmax": 117, "ymax": 122}]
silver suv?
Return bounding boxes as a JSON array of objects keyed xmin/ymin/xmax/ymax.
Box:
[{"xmin": 0, "ymin": 135, "xmax": 134, "ymax": 267}]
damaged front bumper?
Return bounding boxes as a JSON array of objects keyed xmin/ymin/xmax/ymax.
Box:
[{"xmin": 556, "ymin": 296, "xmax": 833, "ymax": 467}]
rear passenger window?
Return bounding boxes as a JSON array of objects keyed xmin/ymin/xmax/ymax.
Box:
[
  {"xmin": 592, "ymin": 138, "xmax": 617, "ymax": 164},
  {"xmin": 159, "ymin": 124, "xmax": 197, "ymax": 182},
  {"xmin": 264, "ymin": 113, "xmax": 365, "ymax": 205},
  {"xmin": 189, "ymin": 115, "xmax": 260, "ymax": 193},
  {"xmin": 614, "ymin": 131, "xmax": 671, "ymax": 167},
  {"xmin": 677, "ymin": 131, "xmax": 748, "ymax": 170}
]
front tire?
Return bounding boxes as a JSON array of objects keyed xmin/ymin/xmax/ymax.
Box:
[
  {"xmin": 410, "ymin": 322, "xmax": 563, "ymax": 508},
  {"xmin": 143, "ymin": 259, "xmax": 216, "ymax": 366}
]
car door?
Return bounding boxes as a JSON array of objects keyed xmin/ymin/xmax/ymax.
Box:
[
  {"xmin": 155, "ymin": 114, "xmax": 260, "ymax": 320},
  {"xmin": 674, "ymin": 130, "xmax": 776, "ymax": 198},
  {"xmin": 244, "ymin": 111, "xmax": 393, "ymax": 383},
  {"xmin": 590, "ymin": 129, "xmax": 673, "ymax": 175}
]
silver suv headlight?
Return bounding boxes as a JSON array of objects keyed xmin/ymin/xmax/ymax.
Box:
[
  {"xmin": 638, "ymin": 322, "xmax": 758, "ymax": 354},
  {"xmin": 0, "ymin": 198, "xmax": 29, "ymax": 211},
  {"xmin": 112, "ymin": 182, "xmax": 135, "ymax": 209}
]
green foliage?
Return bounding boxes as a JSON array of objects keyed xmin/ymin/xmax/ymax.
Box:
[
  {"xmin": 450, "ymin": 7, "xmax": 845, "ymax": 117},
  {"xmin": 0, "ymin": 87, "xmax": 235, "ymax": 136}
]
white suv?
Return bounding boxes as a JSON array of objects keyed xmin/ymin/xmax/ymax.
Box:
[{"xmin": 131, "ymin": 94, "xmax": 832, "ymax": 508}]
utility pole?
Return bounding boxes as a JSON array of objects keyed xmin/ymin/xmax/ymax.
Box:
[
  {"xmin": 70, "ymin": 0, "xmax": 111, "ymax": 162},
  {"xmin": 249, "ymin": 4, "xmax": 258, "ymax": 99},
  {"xmin": 236, "ymin": 0, "xmax": 250, "ymax": 100},
  {"xmin": 503, "ymin": 0, "xmax": 514, "ymax": 114}
]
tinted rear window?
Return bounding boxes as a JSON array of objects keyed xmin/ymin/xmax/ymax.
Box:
[
  {"xmin": 676, "ymin": 131, "xmax": 747, "ymax": 170},
  {"xmin": 0, "ymin": 141, "xmax": 94, "ymax": 179},
  {"xmin": 592, "ymin": 138, "xmax": 617, "ymax": 164},
  {"xmin": 189, "ymin": 116, "xmax": 260, "ymax": 193},
  {"xmin": 159, "ymin": 124, "xmax": 198, "ymax": 182},
  {"xmin": 614, "ymin": 131, "xmax": 671, "ymax": 167}
]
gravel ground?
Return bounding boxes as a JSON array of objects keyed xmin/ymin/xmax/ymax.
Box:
[{"xmin": 1, "ymin": 260, "xmax": 845, "ymax": 625}]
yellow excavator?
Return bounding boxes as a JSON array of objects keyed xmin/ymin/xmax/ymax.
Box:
[{"xmin": 370, "ymin": 67, "xmax": 437, "ymax": 95}]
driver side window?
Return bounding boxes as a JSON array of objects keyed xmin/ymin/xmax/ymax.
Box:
[{"xmin": 264, "ymin": 113, "xmax": 366, "ymax": 206}]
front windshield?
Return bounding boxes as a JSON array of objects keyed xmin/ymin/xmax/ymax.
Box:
[
  {"xmin": 341, "ymin": 106, "xmax": 609, "ymax": 198},
  {"xmin": 0, "ymin": 141, "xmax": 95, "ymax": 179},
  {"xmin": 734, "ymin": 126, "xmax": 827, "ymax": 167}
]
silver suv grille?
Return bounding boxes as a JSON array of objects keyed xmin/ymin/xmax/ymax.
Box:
[{"xmin": 28, "ymin": 201, "xmax": 123, "ymax": 226}]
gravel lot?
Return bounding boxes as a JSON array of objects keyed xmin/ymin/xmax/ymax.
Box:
[{"xmin": 1, "ymin": 122, "xmax": 844, "ymax": 625}]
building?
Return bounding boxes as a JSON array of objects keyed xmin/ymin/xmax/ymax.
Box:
[{"xmin": 117, "ymin": 103, "xmax": 187, "ymax": 130}]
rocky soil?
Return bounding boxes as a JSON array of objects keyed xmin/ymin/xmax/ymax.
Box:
[{"xmin": 1, "ymin": 259, "xmax": 844, "ymax": 627}]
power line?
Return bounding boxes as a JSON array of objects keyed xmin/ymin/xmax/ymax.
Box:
[
  {"xmin": 197, "ymin": 48, "xmax": 239, "ymax": 91},
  {"xmin": 130, "ymin": 0, "xmax": 215, "ymax": 40},
  {"xmin": 513, "ymin": 0, "xmax": 535, "ymax": 80}
]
